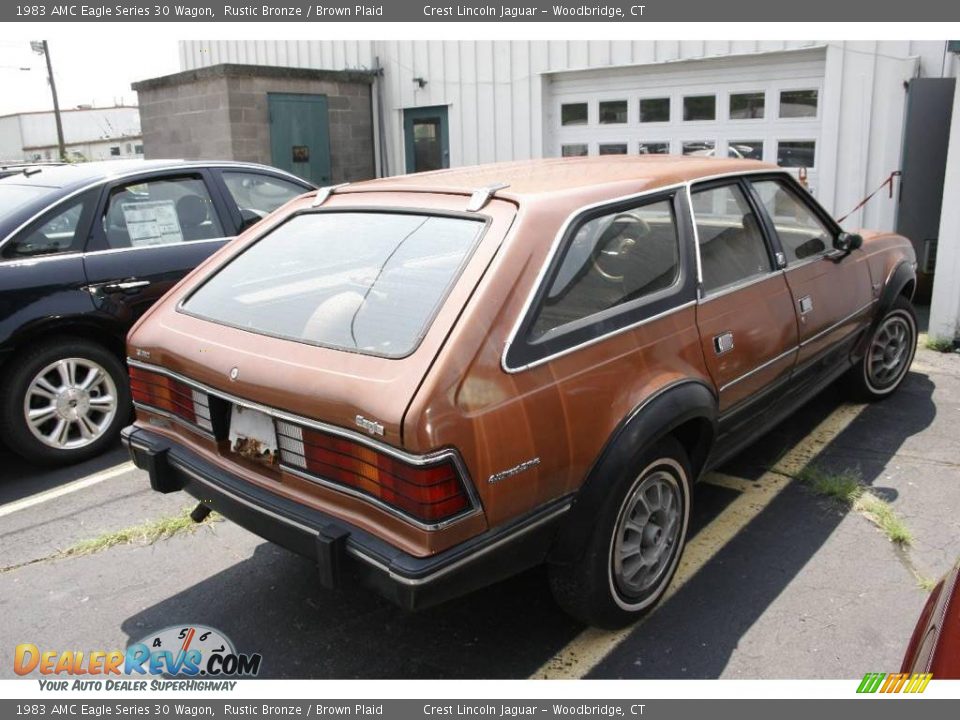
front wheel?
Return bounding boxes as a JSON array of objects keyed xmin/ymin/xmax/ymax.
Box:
[
  {"xmin": 548, "ymin": 436, "xmax": 692, "ymax": 629},
  {"xmin": 0, "ymin": 338, "xmax": 131, "ymax": 466},
  {"xmin": 848, "ymin": 296, "xmax": 917, "ymax": 401}
]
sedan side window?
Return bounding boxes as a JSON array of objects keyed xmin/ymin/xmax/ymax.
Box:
[
  {"xmin": 101, "ymin": 176, "xmax": 224, "ymax": 249},
  {"xmin": 2, "ymin": 189, "xmax": 98, "ymax": 259},
  {"xmin": 221, "ymin": 172, "xmax": 307, "ymax": 231},
  {"xmin": 751, "ymin": 179, "xmax": 834, "ymax": 263},
  {"xmin": 692, "ymin": 183, "xmax": 772, "ymax": 295},
  {"xmin": 531, "ymin": 197, "xmax": 680, "ymax": 340}
]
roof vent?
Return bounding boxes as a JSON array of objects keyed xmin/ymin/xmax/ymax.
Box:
[
  {"xmin": 312, "ymin": 183, "xmax": 350, "ymax": 207},
  {"xmin": 466, "ymin": 182, "xmax": 510, "ymax": 212}
]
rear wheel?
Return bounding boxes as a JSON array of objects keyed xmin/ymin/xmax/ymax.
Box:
[
  {"xmin": 549, "ymin": 436, "xmax": 691, "ymax": 629},
  {"xmin": 0, "ymin": 338, "xmax": 131, "ymax": 466},
  {"xmin": 848, "ymin": 296, "xmax": 917, "ymax": 401}
]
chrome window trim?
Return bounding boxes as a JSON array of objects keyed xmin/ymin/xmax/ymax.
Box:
[
  {"xmin": 128, "ymin": 358, "xmax": 483, "ymax": 531},
  {"xmin": 696, "ymin": 269, "xmax": 786, "ymax": 304},
  {"xmin": 0, "ymin": 162, "xmax": 309, "ymax": 253},
  {"xmin": 501, "ymin": 168, "xmax": 798, "ymax": 374}
]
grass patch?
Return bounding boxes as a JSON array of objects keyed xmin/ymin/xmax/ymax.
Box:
[
  {"xmin": 796, "ymin": 465, "xmax": 912, "ymax": 546},
  {"xmin": 60, "ymin": 506, "xmax": 221, "ymax": 559},
  {"xmin": 916, "ymin": 575, "xmax": 937, "ymax": 593},
  {"xmin": 924, "ymin": 335, "xmax": 955, "ymax": 352},
  {"xmin": 854, "ymin": 493, "xmax": 913, "ymax": 546},
  {"xmin": 796, "ymin": 466, "xmax": 864, "ymax": 504}
]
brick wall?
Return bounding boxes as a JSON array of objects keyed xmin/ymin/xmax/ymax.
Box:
[{"xmin": 133, "ymin": 64, "xmax": 375, "ymax": 184}]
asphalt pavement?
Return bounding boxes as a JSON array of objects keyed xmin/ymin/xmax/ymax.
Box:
[{"xmin": 1, "ymin": 345, "xmax": 958, "ymax": 679}]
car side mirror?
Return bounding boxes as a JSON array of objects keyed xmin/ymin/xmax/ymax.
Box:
[{"xmin": 835, "ymin": 232, "xmax": 863, "ymax": 254}]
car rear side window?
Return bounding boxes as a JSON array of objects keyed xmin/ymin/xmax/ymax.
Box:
[
  {"xmin": 2, "ymin": 188, "xmax": 99, "ymax": 259},
  {"xmin": 181, "ymin": 212, "xmax": 484, "ymax": 358},
  {"xmin": 530, "ymin": 196, "xmax": 680, "ymax": 341}
]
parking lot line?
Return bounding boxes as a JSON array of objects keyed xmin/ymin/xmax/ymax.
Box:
[
  {"xmin": 532, "ymin": 402, "xmax": 867, "ymax": 679},
  {"xmin": 0, "ymin": 462, "xmax": 136, "ymax": 519}
]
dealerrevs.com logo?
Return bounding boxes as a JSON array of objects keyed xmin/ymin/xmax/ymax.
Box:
[{"xmin": 14, "ymin": 625, "xmax": 262, "ymax": 690}]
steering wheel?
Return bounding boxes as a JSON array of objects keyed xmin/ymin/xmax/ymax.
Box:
[{"xmin": 591, "ymin": 211, "xmax": 652, "ymax": 282}]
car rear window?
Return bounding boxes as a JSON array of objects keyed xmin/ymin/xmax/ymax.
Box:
[
  {"xmin": 0, "ymin": 184, "xmax": 56, "ymax": 220},
  {"xmin": 181, "ymin": 211, "xmax": 485, "ymax": 358}
]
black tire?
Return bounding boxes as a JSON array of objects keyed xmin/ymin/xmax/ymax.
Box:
[
  {"xmin": 548, "ymin": 436, "xmax": 692, "ymax": 629},
  {"xmin": 847, "ymin": 296, "xmax": 917, "ymax": 402},
  {"xmin": 0, "ymin": 337, "xmax": 131, "ymax": 466}
]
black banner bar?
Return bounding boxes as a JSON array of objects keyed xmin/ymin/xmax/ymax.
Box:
[{"xmin": 3, "ymin": 1, "xmax": 960, "ymax": 22}]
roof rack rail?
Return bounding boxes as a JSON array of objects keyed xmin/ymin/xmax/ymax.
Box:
[
  {"xmin": 466, "ymin": 182, "xmax": 510, "ymax": 212},
  {"xmin": 312, "ymin": 182, "xmax": 350, "ymax": 207}
]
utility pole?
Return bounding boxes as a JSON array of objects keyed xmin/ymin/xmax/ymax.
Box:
[{"xmin": 31, "ymin": 40, "xmax": 66, "ymax": 161}]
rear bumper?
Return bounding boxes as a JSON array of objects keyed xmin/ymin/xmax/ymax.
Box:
[{"xmin": 122, "ymin": 426, "xmax": 570, "ymax": 610}]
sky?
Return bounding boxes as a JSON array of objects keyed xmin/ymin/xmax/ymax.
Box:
[{"xmin": 0, "ymin": 38, "xmax": 180, "ymax": 116}]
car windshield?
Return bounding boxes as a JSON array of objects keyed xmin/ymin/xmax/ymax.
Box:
[
  {"xmin": 181, "ymin": 211, "xmax": 485, "ymax": 358},
  {"xmin": 0, "ymin": 184, "xmax": 57, "ymax": 220}
]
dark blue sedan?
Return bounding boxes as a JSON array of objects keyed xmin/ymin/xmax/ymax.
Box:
[{"xmin": 0, "ymin": 159, "xmax": 314, "ymax": 465}]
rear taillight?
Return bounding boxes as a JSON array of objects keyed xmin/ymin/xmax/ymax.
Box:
[
  {"xmin": 129, "ymin": 366, "xmax": 212, "ymax": 432},
  {"xmin": 276, "ymin": 420, "xmax": 472, "ymax": 525}
]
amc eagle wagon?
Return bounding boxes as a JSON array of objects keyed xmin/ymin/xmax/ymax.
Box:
[{"xmin": 122, "ymin": 156, "xmax": 917, "ymax": 628}]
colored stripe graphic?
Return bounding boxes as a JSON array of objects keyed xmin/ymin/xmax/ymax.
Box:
[{"xmin": 857, "ymin": 672, "xmax": 932, "ymax": 693}]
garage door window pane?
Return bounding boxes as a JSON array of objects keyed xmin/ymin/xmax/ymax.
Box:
[
  {"xmin": 599, "ymin": 143, "xmax": 628, "ymax": 155},
  {"xmin": 751, "ymin": 180, "xmax": 833, "ymax": 263},
  {"xmin": 729, "ymin": 141, "xmax": 764, "ymax": 160},
  {"xmin": 683, "ymin": 95, "xmax": 716, "ymax": 121},
  {"xmin": 562, "ymin": 144, "xmax": 589, "ymax": 157},
  {"xmin": 532, "ymin": 197, "xmax": 680, "ymax": 340},
  {"xmin": 599, "ymin": 100, "xmax": 628, "ymax": 124},
  {"xmin": 730, "ymin": 92, "xmax": 765, "ymax": 119},
  {"xmin": 693, "ymin": 184, "xmax": 772, "ymax": 294},
  {"xmin": 777, "ymin": 141, "xmax": 816, "ymax": 168},
  {"xmin": 638, "ymin": 142, "xmax": 670, "ymax": 155},
  {"xmin": 639, "ymin": 98, "xmax": 670, "ymax": 123},
  {"xmin": 561, "ymin": 103, "xmax": 588, "ymax": 126},
  {"xmin": 682, "ymin": 140, "xmax": 716, "ymax": 156},
  {"xmin": 779, "ymin": 90, "xmax": 818, "ymax": 118}
]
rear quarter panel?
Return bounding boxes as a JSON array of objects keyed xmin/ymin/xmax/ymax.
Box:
[{"xmin": 404, "ymin": 194, "xmax": 711, "ymax": 528}]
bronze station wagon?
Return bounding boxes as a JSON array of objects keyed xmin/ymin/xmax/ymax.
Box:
[{"xmin": 122, "ymin": 157, "xmax": 918, "ymax": 628}]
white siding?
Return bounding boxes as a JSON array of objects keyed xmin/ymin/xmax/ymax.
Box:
[{"xmin": 178, "ymin": 40, "xmax": 953, "ymax": 231}]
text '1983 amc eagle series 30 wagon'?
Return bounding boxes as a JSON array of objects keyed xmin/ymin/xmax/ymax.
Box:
[{"xmin": 122, "ymin": 157, "xmax": 917, "ymax": 628}]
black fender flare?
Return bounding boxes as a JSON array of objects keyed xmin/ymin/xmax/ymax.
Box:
[
  {"xmin": 877, "ymin": 261, "xmax": 916, "ymax": 317},
  {"xmin": 548, "ymin": 379, "xmax": 717, "ymax": 565}
]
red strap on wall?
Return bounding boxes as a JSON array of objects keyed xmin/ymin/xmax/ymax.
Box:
[{"xmin": 836, "ymin": 170, "xmax": 901, "ymax": 224}]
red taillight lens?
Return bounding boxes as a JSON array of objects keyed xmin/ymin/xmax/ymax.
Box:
[
  {"xmin": 276, "ymin": 420, "xmax": 472, "ymax": 524},
  {"xmin": 129, "ymin": 366, "xmax": 212, "ymax": 432}
]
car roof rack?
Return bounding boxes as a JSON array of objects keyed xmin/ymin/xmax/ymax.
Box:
[
  {"xmin": 466, "ymin": 182, "xmax": 510, "ymax": 212},
  {"xmin": 311, "ymin": 182, "xmax": 350, "ymax": 207}
]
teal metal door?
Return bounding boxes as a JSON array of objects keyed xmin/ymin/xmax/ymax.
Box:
[
  {"xmin": 268, "ymin": 93, "xmax": 332, "ymax": 185},
  {"xmin": 403, "ymin": 106, "xmax": 449, "ymax": 173}
]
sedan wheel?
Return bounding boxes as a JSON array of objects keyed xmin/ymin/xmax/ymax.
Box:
[
  {"xmin": 0, "ymin": 338, "xmax": 131, "ymax": 466},
  {"xmin": 24, "ymin": 357, "xmax": 119, "ymax": 450}
]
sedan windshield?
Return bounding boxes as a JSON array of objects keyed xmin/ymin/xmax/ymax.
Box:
[
  {"xmin": 0, "ymin": 184, "xmax": 57, "ymax": 220},
  {"xmin": 181, "ymin": 211, "xmax": 484, "ymax": 358}
]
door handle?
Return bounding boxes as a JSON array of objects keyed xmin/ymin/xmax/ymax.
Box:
[
  {"xmin": 713, "ymin": 331, "xmax": 734, "ymax": 355},
  {"xmin": 798, "ymin": 295, "xmax": 813, "ymax": 315},
  {"xmin": 101, "ymin": 279, "xmax": 151, "ymax": 293}
]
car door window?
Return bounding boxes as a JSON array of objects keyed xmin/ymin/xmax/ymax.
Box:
[
  {"xmin": 221, "ymin": 171, "xmax": 306, "ymax": 229},
  {"xmin": 2, "ymin": 188, "xmax": 98, "ymax": 259},
  {"xmin": 531, "ymin": 196, "xmax": 680, "ymax": 340},
  {"xmin": 101, "ymin": 176, "xmax": 224, "ymax": 249},
  {"xmin": 692, "ymin": 183, "xmax": 772, "ymax": 295},
  {"xmin": 750, "ymin": 179, "xmax": 834, "ymax": 263}
]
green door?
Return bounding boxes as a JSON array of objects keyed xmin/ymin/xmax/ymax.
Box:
[
  {"xmin": 268, "ymin": 93, "xmax": 332, "ymax": 185},
  {"xmin": 403, "ymin": 105, "xmax": 449, "ymax": 173}
]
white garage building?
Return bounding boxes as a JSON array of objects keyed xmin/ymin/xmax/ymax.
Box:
[{"xmin": 176, "ymin": 40, "xmax": 960, "ymax": 343}]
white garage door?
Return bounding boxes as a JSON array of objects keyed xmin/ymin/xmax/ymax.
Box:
[{"xmin": 547, "ymin": 50, "xmax": 825, "ymax": 192}]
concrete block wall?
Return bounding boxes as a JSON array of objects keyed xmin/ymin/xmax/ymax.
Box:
[{"xmin": 133, "ymin": 64, "xmax": 375, "ymax": 183}]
